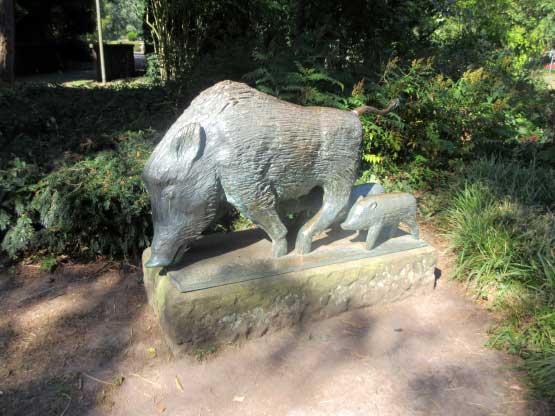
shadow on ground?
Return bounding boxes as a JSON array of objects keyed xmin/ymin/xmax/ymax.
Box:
[
  {"xmin": 102, "ymin": 274, "xmax": 540, "ymax": 416},
  {"xmin": 0, "ymin": 224, "xmax": 551, "ymax": 415},
  {"xmin": 0, "ymin": 262, "xmax": 159, "ymax": 415}
]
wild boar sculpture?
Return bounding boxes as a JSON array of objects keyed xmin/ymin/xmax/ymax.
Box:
[{"xmin": 142, "ymin": 80, "xmax": 399, "ymax": 268}]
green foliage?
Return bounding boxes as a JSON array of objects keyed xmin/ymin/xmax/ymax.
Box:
[
  {"xmin": 144, "ymin": 0, "xmax": 253, "ymax": 80},
  {"xmin": 433, "ymin": 0, "xmax": 555, "ymax": 77},
  {"xmin": 127, "ymin": 30, "xmax": 139, "ymax": 42},
  {"xmin": 2, "ymin": 131, "xmax": 154, "ymax": 260},
  {"xmin": 2, "ymin": 215, "xmax": 36, "ymax": 259},
  {"xmin": 193, "ymin": 344, "xmax": 217, "ymax": 361},
  {"xmin": 244, "ymin": 51, "xmax": 345, "ymax": 106},
  {"xmin": 145, "ymin": 53, "xmax": 161, "ymax": 80},
  {"xmin": 144, "ymin": 0, "xmax": 442, "ymax": 82},
  {"xmin": 0, "ymin": 80, "xmax": 189, "ymax": 170},
  {"xmin": 22, "ymin": 132, "xmax": 153, "ymax": 259},
  {"xmin": 445, "ymin": 158, "xmax": 555, "ymax": 398},
  {"xmin": 357, "ymin": 57, "xmax": 553, "ymax": 187},
  {"xmin": 40, "ymin": 256, "xmax": 58, "ymax": 273},
  {"xmin": 0, "ymin": 159, "xmax": 41, "ymax": 257},
  {"xmin": 0, "ymin": 78, "xmax": 195, "ymax": 261},
  {"xmin": 101, "ymin": 0, "xmax": 146, "ymax": 41},
  {"xmin": 524, "ymin": 354, "xmax": 555, "ymax": 400}
]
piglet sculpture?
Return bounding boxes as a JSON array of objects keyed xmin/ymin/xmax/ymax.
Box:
[{"xmin": 340, "ymin": 192, "xmax": 419, "ymax": 250}]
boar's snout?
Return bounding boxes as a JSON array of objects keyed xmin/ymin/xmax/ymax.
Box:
[
  {"xmin": 145, "ymin": 254, "xmax": 173, "ymax": 268},
  {"xmin": 146, "ymin": 230, "xmax": 190, "ymax": 268}
]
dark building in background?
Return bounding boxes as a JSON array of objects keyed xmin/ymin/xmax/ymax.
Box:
[{"xmin": 15, "ymin": 0, "xmax": 95, "ymax": 74}]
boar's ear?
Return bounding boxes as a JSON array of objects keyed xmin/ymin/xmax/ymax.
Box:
[{"xmin": 166, "ymin": 122, "xmax": 205, "ymax": 162}]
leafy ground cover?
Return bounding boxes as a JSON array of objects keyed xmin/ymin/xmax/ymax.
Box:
[
  {"xmin": 0, "ymin": 79, "xmax": 191, "ymax": 262},
  {"xmin": 439, "ymin": 158, "xmax": 555, "ymax": 400},
  {"xmin": 543, "ymin": 71, "xmax": 555, "ymax": 89}
]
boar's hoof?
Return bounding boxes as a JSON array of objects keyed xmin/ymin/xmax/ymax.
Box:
[
  {"xmin": 272, "ymin": 239, "xmax": 288, "ymax": 258},
  {"xmin": 294, "ymin": 234, "xmax": 313, "ymax": 255}
]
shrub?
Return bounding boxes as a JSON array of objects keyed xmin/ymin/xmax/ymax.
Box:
[
  {"xmin": 362, "ymin": 58, "xmax": 552, "ymax": 169},
  {"xmin": 0, "ymin": 159, "xmax": 41, "ymax": 257},
  {"xmin": 445, "ymin": 158, "xmax": 555, "ymax": 398},
  {"xmin": 127, "ymin": 30, "xmax": 139, "ymax": 42},
  {"xmin": 0, "ymin": 78, "xmax": 195, "ymax": 261},
  {"xmin": 1, "ymin": 131, "xmax": 155, "ymax": 260},
  {"xmin": 145, "ymin": 53, "xmax": 162, "ymax": 80},
  {"xmin": 243, "ymin": 50, "xmax": 347, "ymax": 107}
]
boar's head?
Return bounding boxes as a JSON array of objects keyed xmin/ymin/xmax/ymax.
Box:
[{"xmin": 142, "ymin": 122, "xmax": 219, "ymax": 268}]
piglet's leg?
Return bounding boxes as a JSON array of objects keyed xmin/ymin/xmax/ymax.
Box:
[{"xmin": 365, "ymin": 220, "xmax": 383, "ymax": 250}]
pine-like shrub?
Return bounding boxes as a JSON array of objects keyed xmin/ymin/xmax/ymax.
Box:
[{"xmin": 1, "ymin": 131, "xmax": 155, "ymax": 260}]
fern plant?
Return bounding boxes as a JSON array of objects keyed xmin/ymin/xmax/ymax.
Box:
[{"xmin": 244, "ymin": 50, "xmax": 345, "ymax": 107}]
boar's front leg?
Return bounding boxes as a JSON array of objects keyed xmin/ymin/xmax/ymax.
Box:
[
  {"xmin": 249, "ymin": 206, "xmax": 289, "ymax": 257},
  {"xmin": 295, "ymin": 186, "xmax": 350, "ymax": 255}
]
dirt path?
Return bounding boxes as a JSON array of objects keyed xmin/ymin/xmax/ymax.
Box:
[{"xmin": 0, "ymin": 227, "xmax": 550, "ymax": 415}]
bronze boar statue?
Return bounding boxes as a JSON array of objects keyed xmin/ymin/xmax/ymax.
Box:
[{"xmin": 142, "ymin": 80, "xmax": 399, "ymax": 268}]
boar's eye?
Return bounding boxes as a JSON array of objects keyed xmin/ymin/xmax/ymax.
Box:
[{"xmin": 162, "ymin": 188, "xmax": 175, "ymax": 200}]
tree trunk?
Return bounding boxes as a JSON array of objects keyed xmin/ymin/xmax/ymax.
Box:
[
  {"xmin": 294, "ymin": 0, "xmax": 306, "ymax": 50},
  {"xmin": 0, "ymin": 0, "xmax": 15, "ymax": 84}
]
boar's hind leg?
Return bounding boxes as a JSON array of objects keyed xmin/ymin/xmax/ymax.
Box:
[
  {"xmin": 250, "ymin": 207, "xmax": 289, "ymax": 257},
  {"xmin": 295, "ymin": 187, "xmax": 351, "ymax": 255}
]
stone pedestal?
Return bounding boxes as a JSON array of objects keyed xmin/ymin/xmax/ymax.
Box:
[{"xmin": 143, "ymin": 229, "xmax": 437, "ymax": 355}]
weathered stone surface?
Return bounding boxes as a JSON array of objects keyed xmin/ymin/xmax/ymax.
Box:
[{"xmin": 143, "ymin": 231, "xmax": 437, "ymax": 355}]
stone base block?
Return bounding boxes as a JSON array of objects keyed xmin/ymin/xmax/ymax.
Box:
[{"xmin": 143, "ymin": 230, "xmax": 437, "ymax": 355}]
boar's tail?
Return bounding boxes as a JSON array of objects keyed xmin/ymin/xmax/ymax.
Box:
[{"xmin": 352, "ymin": 98, "xmax": 400, "ymax": 117}]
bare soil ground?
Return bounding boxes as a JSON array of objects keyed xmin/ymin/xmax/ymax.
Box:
[{"xmin": 0, "ymin": 226, "xmax": 551, "ymax": 415}]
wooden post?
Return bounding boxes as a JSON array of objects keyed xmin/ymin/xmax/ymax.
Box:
[
  {"xmin": 0, "ymin": 0, "xmax": 15, "ymax": 84},
  {"xmin": 95, "ymin": 0, "xmax": 107, "ymax": 84}
]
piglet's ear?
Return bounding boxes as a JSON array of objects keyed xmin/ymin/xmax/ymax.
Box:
[
  {"xmin": 164, "ymin": 122, "xmax": 205, "ymax": 162},
  {"xmin": 356, "ymin": 195, "xmax": 364, "ymax": 203}
]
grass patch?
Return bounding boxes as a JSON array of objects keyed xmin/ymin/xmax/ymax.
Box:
[
  {"xmin": 542, "ymin": 71, "xmax": 555, "ymax": 89},
  {"xmin": 444, "ymin": 158, "xmax": 555, "ymax": 399}
]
